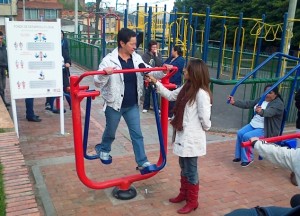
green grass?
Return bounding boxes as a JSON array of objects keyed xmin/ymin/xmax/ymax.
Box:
[{"xmin": 0, "ymin": 164, "xmax": 6, "ymax": 216}]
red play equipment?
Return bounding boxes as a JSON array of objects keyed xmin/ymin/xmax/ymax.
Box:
[
  {"xmin": 242, "ymin": 133, "xmax": 300, "ymax": 147},
  {"xmin": 69, "ymin": 66, "xmax": 177, "ymax": 199}
]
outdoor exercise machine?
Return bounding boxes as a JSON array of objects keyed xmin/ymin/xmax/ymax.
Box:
[
  {"xmin": 69, "ymin": 66, "xmax": 177, "ymax": 200},
  {"xmin": 228, "ymin": 52, "xmax": 300, "ymax": 151}
]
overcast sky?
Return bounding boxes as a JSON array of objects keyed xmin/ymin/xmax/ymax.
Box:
[{"xmin": 86, "ymin": 0, "xmax": 175, "ymax": 12}]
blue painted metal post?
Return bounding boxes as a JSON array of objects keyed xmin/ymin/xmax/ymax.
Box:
[
  {"xmin": 162, "ymin": 5, "xmax": 167, "ymax": 57},
  {"xmin": 186, "ymin": 7, "xmax": 193, "ymax": 64},
  {"xmin": 136, "ymin": 3, "xmax": 139, "ymax": 32},
  {"xmin": 217, "ymin": 12, "xmax": 226, "ymax": 79},
  {"xmin": 143, "ymin": 3, "xmax": 148, "ymax": 52},
  {"xmin": 124, "ymin": 9, "xmax": 128, "ymax": 28},
  {"xmin": 102, "ymin": 17, "xmax": 106, "ymax": 58},
  {"xmin": 202, "ymin": 7, "xmax": 211, "ymax": 62},
  {"xmin": 232, "ymin": 12, "xmax": 243, "ymax": 80},
  {"xmin": 180, "ymin": 6, "xmax": 185, "ymax": 42},
  {"xmin": 147, "ymin": 7, "xmax": 153, "ymax": 49},
  {"xmin": 277, "ymin": 13, "xmax": 288, "ymax": 77},
  {"xmin": 191, "ymin": 15, "xmax": 198, "ymax": 57}
]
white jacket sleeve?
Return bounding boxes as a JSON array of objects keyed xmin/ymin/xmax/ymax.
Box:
[
  {"xmin": 156, "ymin": 81, "xmax": 182, "ymax": 101},
  {"xmin": 196, "ymin": 90, "xmax": 211, "ymax": 131},
  {"xmin": 94, "ymin": 55, "xmax": 112, "ymax": 88},
  {"xmin": 254, "ymin": 140, "xmax": 300, "ymax": 187}
]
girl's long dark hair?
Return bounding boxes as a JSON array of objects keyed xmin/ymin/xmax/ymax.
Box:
[{"xmin": 171, "ymin": 59, "xmax": 212, "ymax": 131}]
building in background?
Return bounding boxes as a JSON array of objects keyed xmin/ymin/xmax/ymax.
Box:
[{"xmin": 0, "ymin": 0, "xmax": 18, "ymax": 33}]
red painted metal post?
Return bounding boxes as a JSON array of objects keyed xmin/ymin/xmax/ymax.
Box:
[{"xmin": 55, "ymin": 97, "xmax": 60, "ymax": 110}]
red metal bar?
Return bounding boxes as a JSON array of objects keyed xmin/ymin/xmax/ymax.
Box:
[
  {"xmin": 55, "ymin": 97, "xmax": 60, "ymax": 110},
  {"xmin": 70, "ymin": 66, "xmax": 177, "ymax": 190},
  {"xmin": 242, "ymin": 133, "xmax": 300, "ymax": 147}
]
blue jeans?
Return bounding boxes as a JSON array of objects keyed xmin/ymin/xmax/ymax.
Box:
[
  {"xmin": 179, "ymin": 157, "xmax": 199, "ymax": 185},
  {"xmin": 235, "ymin": 124, "xmax": 264, "ymax": 162},
  {"xmin": 99, "ymin": 104, "xmax": 148, "ymax": 166},
  {"xmin": 25, "ymin": 98, "xmax": 35, "ymax": 118}
]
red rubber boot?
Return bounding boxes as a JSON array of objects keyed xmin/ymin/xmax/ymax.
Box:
[
  {"xmin": 169, "ymin": 176, "xmax": 188, "ymax": 203},
  {"xmin": 177, "ymin": 182, "xmax": 199, "ymax": 214}
]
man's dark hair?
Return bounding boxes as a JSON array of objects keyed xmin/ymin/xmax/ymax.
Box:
[
  {"xmin": 173, "ymin": 45, "xmax": 183, "ymax": 56},
  {"xmin": 147, "ymin": 40, "xmax": 157, "ymax": 51},
  {"xmin": 117, "ymin": 28, "xmax": 136, "ymax": 48},
  {"xmin": 0, "ymin": 31, "xmax": 3, "ymax": 36}
]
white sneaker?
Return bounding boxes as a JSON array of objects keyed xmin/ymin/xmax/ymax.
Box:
[
  {"xmin": 142, "ymin": 109, "xmax": 148, "ymax": 113},
  {"xmin": 137, "ymin": 161, "xmax": 152, "ymax": 170},
  {"xmin": 141, "ymin": 161, "xmax": 152, "ymax": 168},
  {"xmin": 99, "ymin": 151, "xmax": 110, "ymax": 160}
]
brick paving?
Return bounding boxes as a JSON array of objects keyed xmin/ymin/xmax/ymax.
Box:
[{"xmin": 2, "ymin": 63, "xmax": 299, "ymax": 216}]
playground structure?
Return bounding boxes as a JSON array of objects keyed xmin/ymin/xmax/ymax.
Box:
[
  {"xmin": 65, "ymin": 5, "xmax": 300, "ymax": 202},
  {"xmin": 67, "ymin": 4, "xmax": 300, "ymax": 127}
]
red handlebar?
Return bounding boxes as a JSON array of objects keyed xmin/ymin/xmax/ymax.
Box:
[{"xmin": 242, "ymin": 133, "xmax": 300, "ymax": 147}]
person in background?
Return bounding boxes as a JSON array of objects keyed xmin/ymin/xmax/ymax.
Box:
[
  {"xmin": 291, "ymin": 88, "xmax": 300, "ymax": 186},
  {"xmin": 146, "ymin": 59, "xmax": 212, "ymax": 214},
  {"xmin": 228, "ymin": 85, "xmax": 284, "ymax": 167},
  {"xmin": 0, "ymin": 31, "xmax": 10, "ymax": 107},
  {"xmin": 141, "ymin": 40, "xmax": 163, "ymax": 113},
  {"xmin": 163, "ymin": 45, "xmax": 185, "ymax": 120},
  {"xmin": 45, "ymin": 30, "xmax": 72, "ymax": 112},
  {"xmin": 93, "ymin": 28, "xmax": 172, "ymax": 170},
  {"xmin": 25, "ymin": 98, "xmax": 41, "ymax": 122}
]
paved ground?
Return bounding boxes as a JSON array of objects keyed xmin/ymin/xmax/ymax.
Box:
[{"xmin": 9, "ymin": 64, "xmax": 300, "ymax": 216}]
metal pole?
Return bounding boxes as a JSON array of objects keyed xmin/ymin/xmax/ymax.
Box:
[
  {"xmin": 23, "ymin": 0, "xmax": 25, "ymax": 21},
  {"xmin": 126, "ymin": 0, "xmax": 129, "ymax": 20},
  {"xmin": 285, "ymin": 0, "xmax": 297, "ymax": 54},
  {"xmin": 75, "ymin": 0, "xmax": 78, "ymax": 35},
  {"xmin": 10, "ymin": 0, "xmax": 13, "ymax": 20}
]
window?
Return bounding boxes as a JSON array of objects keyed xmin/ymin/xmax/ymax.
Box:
[
  {"xmin": 25, "ymin": 9, "xmax": 39, "ymax": 20},
  {"xmin": 0, "ymin": 0, "xmax": 10, "ymax": 4},
  {"xmin": 44, "ymin": 9, "xmax": 57, "ymax": 20}
]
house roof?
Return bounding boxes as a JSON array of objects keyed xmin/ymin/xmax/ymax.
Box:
[{"xmin": 17, "ymin": 1, "xmax": 63, "ymax": 10}]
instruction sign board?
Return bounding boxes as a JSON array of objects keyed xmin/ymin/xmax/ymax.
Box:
[{"xmin": 5, "ymin": 20, "xmax": 62, "ymax": 99}]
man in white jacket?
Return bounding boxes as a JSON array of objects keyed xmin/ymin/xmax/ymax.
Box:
[
  {"xmin": 94, "ymin": 28, "xmax": 171, "ymax": 170},
  {"xmin": 250, "ymin": 137, "xmax": 300, "ymax": 187}
]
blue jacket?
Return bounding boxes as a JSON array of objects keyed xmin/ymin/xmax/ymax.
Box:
[{"xmin": 164, "ymin": 56, "xmax": 185, "ymax": 87}]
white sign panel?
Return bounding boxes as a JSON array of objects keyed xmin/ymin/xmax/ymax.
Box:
[{"xmin": 5, "ymin": 20, "xmax": 63, "ymax": 99}]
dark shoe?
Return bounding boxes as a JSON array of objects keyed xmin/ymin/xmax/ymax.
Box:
[
  {"xmin": 291, "ymin": 172, "xmax": 298, "ymax": 186},
  {"xmin": 26, "ymin": 116, "xmax": 41, "ymax": 122},
  {"xmin": 45, "ymin": 102, "xmax": 52, "ymax": 111},
  {"xmin": 232, "ymin": 158, "xmax": 241, "ymax": 162},
  {"xmin": 241, "ymin": 161, "xmax": 253, "ymax": 167},
  {"xmin": 52, "ymin": 109, "xmax": 66, "ymax": 114},
  {"xmin": 4, "ymin": 102, "xmax": 10, "ymax": 107}
]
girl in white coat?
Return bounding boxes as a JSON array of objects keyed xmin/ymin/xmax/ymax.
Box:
[{"xmin": 147, "ymin": 59, "xmax": 212, "ymax": 214}]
